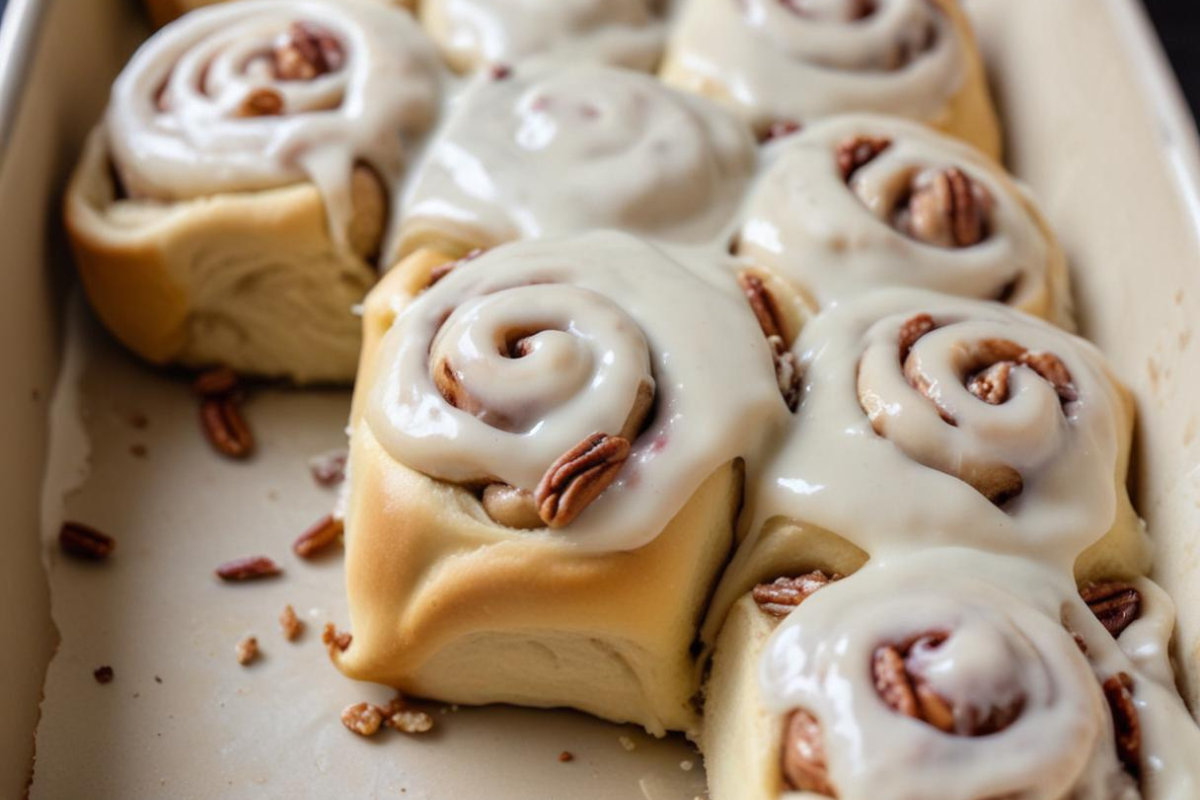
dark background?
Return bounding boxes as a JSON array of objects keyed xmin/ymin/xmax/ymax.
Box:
[{"xmin": 1143, "ymin": 0, "xmax": 1200, "ymax": 119}]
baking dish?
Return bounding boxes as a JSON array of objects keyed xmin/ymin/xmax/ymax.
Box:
[{"xmin": 1, "ymin": 0, "xmax": 1197, "ymax": 797}]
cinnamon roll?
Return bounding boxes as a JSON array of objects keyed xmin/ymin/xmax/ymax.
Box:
[
  {"xmin": 334, "ymin": 232, "xmax": 790, "ymax": 734},
  {"xmin": 142, "ymin": 0, "xmax": 414, "ymax": 30},
  {"xmin": 394, "ymin": 62, "xmax": 755, "ymax": 262},
  {"xmin": 734, "ymin": 115, "xmax": 1071, "ymax": 326},
  {"xmin": 705, "ymin": 289, "xmax": 1148, "ymax": 645},
  {"xmin": 418, "ymin": 0, "xmax": 666, "ymax": 73},
  {"xmin": 659, "ymin": 0, "xmax": 1001, "ymax": 157},
  {"xmin": 65, "ymin": 0, "xmax": 442, "ymax": 383},
  {"xmin": 704, "ymin": 550, "xmax": 1200, "ymax": 800}
]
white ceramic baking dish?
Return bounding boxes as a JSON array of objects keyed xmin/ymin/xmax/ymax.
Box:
[{"xmin": 1, "ymin": 0, "xmax": 1198, "ymax": 797}]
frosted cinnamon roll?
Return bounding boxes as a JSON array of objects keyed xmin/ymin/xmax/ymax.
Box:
[
  {"xmin": 419, "ymin": 0, "xmax": 666, "ymax": 73},
  {"xmin": 65, "ymin": 0, "xmax": 442, "ymax": 383},
  {"xmin": 704, "ymin": 550, "xmax": 1200, "ymax": 800},
  {"xmin": 394, "ymin": 62, "xmax": 755, "ymax": 262},
  {"xmin": 141, "ymin": 0, "xmax": 414, "ymax": 30},
  {"xmin": 704, "ymin": 290, "xmax": 1147, "ymax": 644},
  {"xmin": 659, "ymin": 0, "xmax": 999, "ymax": 157},
  {"xmin": 734, "ymin": 115, "xmax": 1071, "ymax": 326},
  {"xmin": 334, "ymin": 232, "xmax": 790, "ymax": 734}
]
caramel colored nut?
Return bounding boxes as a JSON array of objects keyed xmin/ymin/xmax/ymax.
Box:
[
  {"xmin": 93, "ymin": 666, "xmax": 114, "ymax": 684},
  {"xmin": 322, "ymin": 622, "xmax": 353, "ymax": 655},
  {"xmin": 200, "ymin": 397, "xmax": 254, "ymax": 459},
  {"xmin": 895, "ymin": 167, "xmax": 992, "ymax": 248},
  {"xmin": 738, "ymin": 271, "xmax": 785, "ymax": 341},
  {"xmin": 236, "ymin": 636, "xmax": 259, "ymax": 666},
  {"xmin": 280, "ymin": 605, "xmax": 305, "ymax": 641},
  {"xmin": 215, "ymin": 555, "xmax": 281, "ymax": 582},
  {"xmin": 293, "ymin": 514, "xmax": 343, "ymax": 559},
  {"xmin": 769, "ymin": 335, "xmax": 802, "ymax": 412},
  {"xmin": 274, "ymin": 21, "xmax": 344, "ymax": 81},
  {"xmin": 835, "ymin": 135, "xmax": 891, "ymax": 181},
  {"xmin": 1103, "ymin": 672, "xmax": 1141, "ymax": 780},
  {"xmin": 192, "ymin": 367, "xmax": 238, "ymax": 398},
  {"xmin": 1081, "ymin": 583, "xmax": 1142, "ymax": 639},
  {"xmin": 341, "ymin": 702, "xmax": 383, "ymax": 737},
  {"xmin": 238, "ymin": 88, "xmax": 284, "ymax": 117},
  {"xmin": 752, "ymin": 571, "xmax": 838, "ymax": 618},
  {"xmin": 781, "ymin": 709, "xmax": 836, "ymax": 796},
  {"xmin": 534, "ymin": 433, "xmax": 631, "ymax": 528},
  {"xmin": 59, "ymin": 522, "xmax": 116, "ymax": 561}
]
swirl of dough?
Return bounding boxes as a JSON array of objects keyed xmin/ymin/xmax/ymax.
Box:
[
  {"xmin": 397, "ymin": 62, "xmax": 755, "ymax": 257},
  {"xmin": 418, "ymin": 0, "xmax": 665, "ymax": 73},
  {"xmin": 365, "ymin": 232, "xmax": 789, "ymax": 550},
  {"xmin": 747, "ymin": 289, "xmax": 1143, "ymax": 567},
  {"xmin": 107, "ymin": 0, "xmax": 441, "ymax": 233},
  {"xmin": 735, "ymin": 115, "xmax": 1069, "ymax": 323},
  {"xmin": 760, "ymin": 554, "xmax": 1140, "ymax": 800},
  {"xmin": 660, "ymin": 0, "xmax": 989, "ymax": 144}
]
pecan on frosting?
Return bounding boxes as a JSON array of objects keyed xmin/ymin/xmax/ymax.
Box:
[
  {"xmin": 893, "ymin": 167, "xmax": 993, "ymax": 249},
  {"xmin": 273, "ymin": 22, "xmax": 345, "ymax": 81},
  {"xmin": 534, "ymin": 432, "xmax": 631, "ymax": 528},
  {"xmin": 753, "ymin": 571, "xmax": 839, "ymax": 617},
  {"xmin": 1103, "ymin": 672, "xmax": 1142, "ymax": 780},
  {"xmin": 1081, "ymin": 582, "xmax": 1142, "ymax": 639},
  {"xmin": 835, "ymin": 135, "xmax": 891, "ymax": 181},
  {"xmin": 737, "ymin": 271, "xmax": 802, "ymax": 411},
  {"xmin": 782, "ymin": 709, "xmax": 837, "ymax": 796}
]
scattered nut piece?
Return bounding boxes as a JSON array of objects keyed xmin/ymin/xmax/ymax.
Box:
[
  {"xmin": 341, "ymin": 702, "xmax": 383, "ymax": 737},
  {"xmin": 59, "ymin": 522, "xmax": 116, "ymax": 561},
  {"xmin": 322, "ymin": 622, "xmax": 353, "ymax": 656},
  {"xmin": 238, "ymin": 87, "xmax": 284, "ymax": 117},
  {"xmin": 618, "ymin": 735, "xmax": 636, "ymax": 752},
  {"xmin": 236, "ymin": 636, "xmax": 259, "ymax": 666},
  {"xmin": 215, "ymin": 555, "xmax": 282, "ymax": 582},
  {"xmin": 200, "ymin": 397, "xmax": 254, "ymax": 459},
  {"xmin": 558, "ymin": 751, "xmax": 574, "ymax": 763},
  {"xmin": 294, "ymin": 514, "xmax": 344, "ymax": 558},
  {"xmin": 93, "ymin": 666, "xmax": 114, "ymax": 684},
  {"xmin": 387, "ymin": 708, "xmax": 434, "ymax": 735},
  {"xmin": 280, "ymin": 605, "xmax": 305, "ymax": 641},
  {"xmin": 309, "ymin": 450, "xmax": 348, "ymax": 487}
]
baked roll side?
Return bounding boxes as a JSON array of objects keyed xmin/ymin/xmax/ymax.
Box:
[
  {"xmin": 394, "ymin": 62, "xmax": 756, "ymax": 263},
  {"xmin": 734, "ymin": 115, "xmax": 1070, "ymax": 329},
  {"xmin": 67, "ymin": 0, "xmax": 443, "ymax": 382},
  {"xmin": 659, "ymin": 0, "xmax": 1000, "ymax": 159},
  {"xmin": 337, "ymin": 232, "xmax": 792, "ymax": 733},
  {"xmin": 143, "ymin": 0, "xmax": 416, "ymax": 30}
]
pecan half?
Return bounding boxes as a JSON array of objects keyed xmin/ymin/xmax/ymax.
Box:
[
  {"xmin": 193, "ymin": 367, "xmax": 239, "ymax": 398},
  {"xmin": 200, "ymin": 398, "xmax": 254, "ymax": 459},
  {"xmin": 1081, "ymin": 583, "xmax": 1142, "ymax": 639},
  {"xmin": 873, "ymin": 633, "xmax": 1022, "ymax": 736},
  {"xmin": 59, "ymin": 522, "xmax": 116, "ymax": 561},
  {"xmin": 782, "ymin": 709, "xmax": 836, "ymax": 796},
  {"xmin": 534, "ymin": 432, "xmax": 630, "ymax": 528},
  {"xmin": 738, "ymin": 272, "xmax": 785, "ymax": 341},
  {"xmin": 274, "ymin": 22, "xmax": 344, "ymax": 81},
  {"xmin": 293, "ymin": 514, "xmax": 343, "ymax": 559},
  {"xmin": 341, "ymin": 702, "xmax": 383, "ymax": 737},
  {"xmin": 836, "ymin": 135, "xmax": 891, "ymax": 181},
  {"xmin": 238, "ymin": 88, "xmax": 284, "ymax": 118},
  {"xmin": 215, "ymin": 555, "xmax": 281, "ymax": 582},
  {"xmin": 1103, "ymin": 672, "xmax": 1141, "ymax": 780},
  {"xmin": 752, "ymin": 571, "xmax": 838, "ymax": 617},
  {"xmin": 895, "ymin": 167, "xmax": 991, "ymax": 248}
]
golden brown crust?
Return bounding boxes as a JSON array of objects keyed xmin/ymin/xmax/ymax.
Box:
[
  {"xmin": 335, "ymin": 248, "xmax": 744, "ymax": 735},
  {"xmin": 142, "ymin": 0, "xmax": 417, "ymax": 30},
  {"xmin": 64, "ymin": 127, "xmax": 377, "ymax": 384}
]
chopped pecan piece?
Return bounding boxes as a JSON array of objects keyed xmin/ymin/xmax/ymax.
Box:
[
  {"xmin": 895, "ymin": 167, "xmax": 991, "ymax": 248},
  {"xmin": 215, "ymin": 555, "xmax": 281, "ymax": 582},
  {"xmin": 782, "ymin": 709, "xmax": 836, "ymax": 796},
  {"xmin": 200, "ymin": 398, "xmax": 254, "ymax": 459},
  {"xmin": 280, "ymin": 604, "xmax": 305, "ymax": 641},
  {"xmin": 322, "ymin": 622, "xmax": 353, "ymax": 655},
  {"xmin": 896, "ymin": 313, "xmax": 937, "ymax": 363},
  {"xmin": 309, "ymin": 449, "xmax": 348, "ymax": 487},
  {"xmin": 387, "ymin": 708, "xmax": 434, "ymax": 734},
  {"xmin": 966, "ymin": 361, "xmax": 1013, "ymax": 405},
  {"xmin": 769, "ymin": 335, "xmax": 802, "ymax": 412},
  {"xmin": 1081, "ymin": 583, "xmax": 1142, "ymax": 639},
  {"xmin": 752, "ymin": 571, "xmax": 838, "ymax": 617},
  {"xmin": 737, "ymin": 272, "xmax": 785, "ymax": 341},
  {"xmin": 59, "ymin": 522, "xmax": 116, "ymax": 561},
  {"xmin": 236, "ymin": 636, "xmax": 259, "ymax": 666},
  {"xmin": 238, "ymin": 88, "xmax": 284, "ymax": 117},
  {"xmin": 93, "ymin": 666, "xmax": 114, "ymax": 684},
  {"xmin": 534, "ymin": 433, "xmax": 630, "ymax": 528},
  {"xmin": 274, "ymin": 22, "xmax": 344, "ymax": 81},
  {"xmin": 1103, "ymin": 672, "xmax": 1141, "ymax": 780},
  {"xmin": 293, "ymin": 514, "xmax": 344, "ymax": 559},
  {"xmin": 1019, "ymin": 351, "xmax": 1078, "ymax": 404},
  {"xmin": 341, "ymin": 702, "xmax": 383, "ymax": 737},
  {"xmin": 835, "ymin": 135, "xmax": 891, "ymax": 181}
]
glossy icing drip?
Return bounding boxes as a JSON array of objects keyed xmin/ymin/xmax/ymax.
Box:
[
  {"xmin": 738, "ymin": 115, "xmax": 1060, "ymax": 315},
  {"xmin": 663, "ymin": 0, "xmax": 964, "ymax": 129},
  {"xmin": 365, "ymin": 231, "xmax": 790, "ymax": 551},
  {"xmin": 401, "ymin": 62, "xmax": 755, "ymax": 250},
  {"xmin": 106, "ymin": 0, "xmax": 442, "ymax": 237},
  {"xmin": 760, "ymin": 550, "xmax": 1200, "ymax": 799}
]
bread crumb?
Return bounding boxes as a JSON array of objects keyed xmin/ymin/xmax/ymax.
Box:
[
  {"xmin": 388, "ymin": 708, "xmax": 434, "ymax": 734},
  {"xmin": 236, "ymin": 636, "xmax": 259, "ymax": 666},
  {"xmin": 618, "ymin": 735, "xmax": 636, "ymax": 752},
  {"xmin": 680, "ymin": 760, "xmax": 694, "ymax": 771}
]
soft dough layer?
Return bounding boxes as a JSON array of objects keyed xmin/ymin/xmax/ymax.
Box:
[{"xmin": 659, "ymin": 0, "xmax": 1000, "ymax": 157}]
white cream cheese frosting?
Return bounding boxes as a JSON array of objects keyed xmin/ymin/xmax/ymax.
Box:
[
  {"xmin": 106, "ymin": 0, "xmax": 443, "ymax": 237},
  {"xmin": 398, "ymin": 62, "xmax": 755, "ymax": 256}
]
